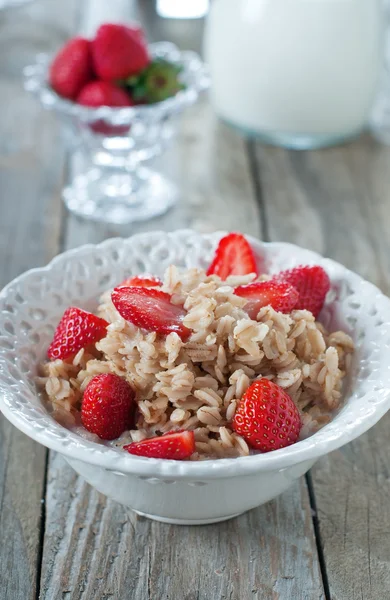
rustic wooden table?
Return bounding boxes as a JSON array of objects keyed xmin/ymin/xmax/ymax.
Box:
[{"xmin": 1, "ymin": 1, "xmax": 390, "ymax": 599}]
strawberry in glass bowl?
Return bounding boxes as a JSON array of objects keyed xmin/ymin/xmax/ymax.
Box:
[{"xmin": 24, "ymin": 23, "xmax": 209, "ymax": 224}]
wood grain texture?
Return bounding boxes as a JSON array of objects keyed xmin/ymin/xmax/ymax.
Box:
[
  {"xmin": 39, "ymin": 3, "xmax": 325, "ymax": 599},
  {"xmin": 253, "ymin": 136, "xmax": 390, "ymax": 600},
  {"xmin": 0, "ymin": 1, "xmax": 79, "ymax": 598},
  {"xmin": 0, "ymin": 418, "xmax": 46, "ymax": 600},
  {"xmin": 41, "ymin": 454, "xmax": 324, "ymax": 600}
]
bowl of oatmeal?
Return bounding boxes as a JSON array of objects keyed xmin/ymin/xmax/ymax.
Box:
[{"xmin": 0, "ymin": 230, "xmax": 389, "ymax": 524}]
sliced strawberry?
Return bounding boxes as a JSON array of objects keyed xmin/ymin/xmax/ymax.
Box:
[
  {"xmin": 111, "ymin": 287, "xmax": 190, "ymax": 340},
  {"xmin": 47, "ymin": 307, "xmax": 108, "ymax": 360},
  {"xmin": 81, "ymin": 373, "xmax": 136, "ymax": 440},
  {"xmin": 117, "ymin": 275, "xmax": 162, "ymax": 288},
  {"xmin": 232, "ymin": 379, "xmax": 301, "ymax": 452},
  {"xmin": 206, "ymin": 233, "xmax": 258, "ymax": 280},
  {"xmin": 235, "ymin": 281, "xmax": 299, "ymax": 319},
  {"xmin": 124, "ymin": 430, "xmax": 195, "ymax": 460},
  {"xmin": 273, "ymin": 265, "xmax": 330, "ymax": 318}
]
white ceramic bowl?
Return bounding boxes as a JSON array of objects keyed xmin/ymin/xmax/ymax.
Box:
[{"xmin": 1, "ymin": 231, "xmax": 390, "ymax": 525}]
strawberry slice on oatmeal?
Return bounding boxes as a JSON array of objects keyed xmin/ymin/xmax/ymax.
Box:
[{"xmin": 40, "ymin": 233, "xmax": 353, "ymax": 460}]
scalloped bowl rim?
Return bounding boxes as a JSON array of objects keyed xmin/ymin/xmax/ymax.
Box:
[
  {"xmin": 0, "ymin": 231, "xmax": 390, "ymax": 479},
  {"xmin": 23, "ymin": 42, "xmax": 210, "ymax": 124}
]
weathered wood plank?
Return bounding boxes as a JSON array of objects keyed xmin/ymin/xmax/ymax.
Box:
[
  {"xmin": 0, "ymin": 1, "xmax": 79, "ymax": 598},
  {"xmin": 40, "ymin": 2, "xmax": 325, "ymax": 599},
  {"xmin": 0, "ymin": 419, "xmax": 46, "ymax": 600},
  {"xmin": 253, "ymin": 136, "xmax": 390, "ymax": 600},
  {"xmin": 41, "ymin": 454, "xmax": 324, "ymax": 600}
]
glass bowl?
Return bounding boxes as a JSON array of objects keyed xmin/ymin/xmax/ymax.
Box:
[{"xmin": 24, "ymin": 43, "xmax": 209, "ymax": 224}]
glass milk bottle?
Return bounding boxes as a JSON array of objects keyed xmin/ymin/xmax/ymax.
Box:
[{"xmin": 204, "ymin": 0, "xmax": 383, "ymax": 149}]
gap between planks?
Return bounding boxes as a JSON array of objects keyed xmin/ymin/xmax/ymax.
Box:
[
  {"xmin": 251, "ymin": 139, "xmax": 390, "ymax": 600},
  {"xmin": 0, "ymin": 1, "xmax": 80, "ymax": 598},
  {"xmin": 247, "ymin": 139, "xmax": 331, "ymax": 600}
]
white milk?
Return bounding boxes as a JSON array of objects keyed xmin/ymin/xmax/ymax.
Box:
[{"xmin": 204, "ymin": 0, "xmax": 383, "ymax": 148}]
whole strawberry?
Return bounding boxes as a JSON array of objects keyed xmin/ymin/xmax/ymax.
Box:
[
  {"xmin": 92, "ymin": 23, "xmax": 150, "ymax": 81},
  {"xmin": 77, "ymin": 81, "xmax": 134, "ymax": 135},
  {"xmin": 232, "ymin": 379, "xmax": 301, "ymax": 452},
  {"xmin": 274, "ymin": 265, "xmax": 330, "ymax": 318},
  {"xmin": 77, "ymin": 81, "xmax": 134, "ymax": 108},
  {"xmin": 81, "ymin": 373, "xmax": 136, "ymax": 440},
  {"xmin": 49, "ymin": 37, "xmax": 93, "ymax": 100},
  {"xmin": 124, "ymin": 431, "xmax": 195, "ymax": 460},
  {"xmin": 47, "ymin": 307, "xmax": 108, "ymax": 360}
]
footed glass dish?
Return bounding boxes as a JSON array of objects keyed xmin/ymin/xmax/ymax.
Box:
[{"xmin": 24, "ymin": 43, "xmax": 209, "ymax": 224}]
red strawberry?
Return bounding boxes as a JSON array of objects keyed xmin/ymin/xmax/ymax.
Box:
[
  {"xmin": 235, "ymin": 281, "xmax": 299, "ymax": 319},
  {"xmin": 81, "ymin": 373, "xmax": 136, "ymax": 440},
  {"xmin": 273, "ymin": 265, "xmax": 330, "ymax": 318},
  {"xmin": 124, "ymin": 431, "xmax": 195, "ymax": 460},
  {"xmin": 206, "ymin": 233, "xmax": 258, "ymax": 280},
  {"xmin": 232, "ymin": 379, "xmax": 301, "ymax": 452},
  {"xmin": 127, "ymin": 24, "xmax": 147, "ymax": 45},
  {"xmin": 49, "ymin": 37, "xmax": 93, "ymax": 100},
  {"xmin": 77, "ymin": 80, "xmax": 133, "ymax": 108},
  {"xmin": 118, "ymin": 275, "xmax": 162, "ymax": 288},
  {"xmin": 77, "ymin": 80, "xmax": 134, "ymax": 135},
  {"xmin": 111, "ymin": 287, "xmax": 190, "ymax": 340},
  {"xmin": 47, "ymin": 307, "xmax": 108, "ymax": 360},
  {"xmin": 92, "ymin": 23, "xmax": 150, "ymax": 81}
]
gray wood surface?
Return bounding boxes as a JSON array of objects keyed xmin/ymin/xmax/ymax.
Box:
[
  {"xmin": 0, "ymin": 2, "xmax": 79, "ymax": 598},
  {"xmin": 0, "ymin": 1, "xmax": 389, "ymax": 599},
  {"xmin": 41, "ymin": 454, "xmax": 323, "ymax": 600},
  {"xmin": 252, "ymin": 140, "xmax": 390, "ymax": 600}
]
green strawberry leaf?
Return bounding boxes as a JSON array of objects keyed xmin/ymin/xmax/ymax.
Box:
[{"xmin": 120, "ymin": 58, "xmax": 186, "ymax": 104}]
